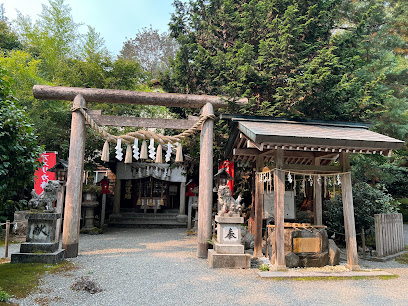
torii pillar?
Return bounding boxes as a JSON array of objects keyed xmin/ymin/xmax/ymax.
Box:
[
  {"xmin": 197, "ymin": 103, "xmax": 214, "ymax": 258},
  {"xmin": 62, "ymin": 95, "xmax": 86, "ymax": 258}
]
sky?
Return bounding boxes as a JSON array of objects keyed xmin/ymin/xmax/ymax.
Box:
[{"xmin": 3, "ymin": 0, "xmax": 175, "ymax": 56}]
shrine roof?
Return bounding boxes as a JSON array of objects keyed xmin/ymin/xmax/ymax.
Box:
[{"xmin": 222, "ymin": 115, "xmax": 404, "ymax": 166}]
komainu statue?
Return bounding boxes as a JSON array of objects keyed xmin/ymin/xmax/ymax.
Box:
[
  {"xmin": 28, "ymin": 180, "xmax": 61, "ymax": 212},
  {"xmin": 217, "ymin": 185, "xmax": 243, "ymax": 216}
]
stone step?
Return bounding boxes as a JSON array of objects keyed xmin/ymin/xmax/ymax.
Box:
[{"xmin": 109, "ymin": 219, "xmax": 186, "ymax": 228}]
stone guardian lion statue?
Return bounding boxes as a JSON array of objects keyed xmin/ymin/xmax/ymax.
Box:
[
  {"xmin": 28, "ymin": 180, "xmax": 61, "ymax": 212},
  {"xmin": 217, "ymin": 185, "xmax": 243, "ymax": 216}
]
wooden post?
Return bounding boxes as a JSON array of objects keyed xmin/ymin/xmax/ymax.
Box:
[
  {"xmin": 55, "ymin": 184, "xmax": 65, "ymax": 242},
  {"xmin": 254, "ymin": 155, "xmax": 264, "ymax": 257},
  {"xmin": 314, "ymin": 158, "xmax": 322, "ymax": 225},
  {"xmin": 273, "ymin": 148, "xmax": 286, "ymax": 270},
  {"xmin": 197, "ymin": 103, "xmax": 214, "ymax": 258},
  {"xmin": 361, "ymin": 227, "xmax": 366, "ymax": 259},
  {"xmin": 113, "ymin": 178, "xmax": 121, "ymax": 215},
  {"xmin": 62, "ymin": 95, "xmax": 86, "ymax": 258},
  {"xmin": 187, "ymin": 197, "xmax": 193, "ymax": 230},
  {"xmin": 101, "ymin": 193, "xmax": 107, "ymax": 230},
  {"xmin": 179, "ymin": 182, "xmax": 186, "ymax": 216},
  {"xmin": 340, "ymin": 152, "xmax": 360, "ymax": 270},
  {"xmin": 5, "ymin": 220, "xmax": 10, "ymax": 258}
]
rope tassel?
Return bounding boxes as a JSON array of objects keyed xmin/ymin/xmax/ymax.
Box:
[
  {"xmin": 155, "ymin": 144, "xmax": 163, "ymax": 163},
  {"xmin": 175, "ymin": 142, "xmax": 183, "ymax": 163},
  {"xmin": 101, "ymin": 140, "xmax": 110, "ymax": 162},
  {"xmin": 140, "ymin": 140, "xmax": 148, "ymax": 159},
  {"xmin": 125, "ymin": 144, "xmax": 133, "ymax": 163}
]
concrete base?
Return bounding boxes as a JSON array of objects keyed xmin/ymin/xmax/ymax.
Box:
[
  {"xmin": 20, "ymin": 242, "xmax": 59, "ymax": 253},
  {"xmin": 214, "ymin": 243, "xmax": 244, "ymax": 254},
  {"xmin": 62, "ymin": 242, "xmax": 78, "ymax": 258},
  {"xmin": 258, "ymin": 270, "xmax": 394, "ymax": 279},
  {"xmin": 11, "ymin": 249, "xmax": 65, "ymax": 264},
  {"xmin": 345, "ymin": 264, "xmax": 361, "ymax": 271},
  {"xmin": 176, "ymin": 214, "xmax": 188, "ymax": 223},
  {"xmin": 270, "ymin": 264, "xmax": 287, "ymax": 271},
  {"xmin": 208, "ymin": 249, "xmax": 251, "ymax": 269}
]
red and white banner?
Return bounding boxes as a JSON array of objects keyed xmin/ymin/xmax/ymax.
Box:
[
  {"xmin": 219, "ymin": 160, "xmax": 234, "ymax": 196},
  {"xmin": 34, "ymin": 152, "xmax": 57, "ymax": 195}
]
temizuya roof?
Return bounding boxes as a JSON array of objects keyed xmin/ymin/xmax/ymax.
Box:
[{"xmin": 223, "ymin": 115, "xmax": 404, "ymax": 167}]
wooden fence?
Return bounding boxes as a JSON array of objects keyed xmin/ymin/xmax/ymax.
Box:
[{"xmin": 374, "ymin": 213, "xmax": 405, "ymax": 257}]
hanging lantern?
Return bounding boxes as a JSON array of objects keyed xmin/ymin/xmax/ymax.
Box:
[{"xmin": 140, "ymin": 140, "xmax": 148, "ymax": 159}]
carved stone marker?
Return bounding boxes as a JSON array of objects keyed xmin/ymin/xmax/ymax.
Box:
[
  {"xmin": 11, "ymin": 213, "xmax": 65, "ymax": 264},
  {"xmin": 208, "ymin": 186, "xmax": 251, "ymax": 268}
]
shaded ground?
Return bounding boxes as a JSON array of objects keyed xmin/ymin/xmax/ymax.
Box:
[{"xmin": 1, "ymin": 225, "xmax": 408, "ymax": 305}]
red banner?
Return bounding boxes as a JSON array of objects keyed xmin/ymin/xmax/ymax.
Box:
[
  {"xmin": 34, "ymin": 152, "xmax": 57, "ymax": 195},
  {"xmin": 219, "ymin": 160, "xmax": 234, "ymax": 196}
]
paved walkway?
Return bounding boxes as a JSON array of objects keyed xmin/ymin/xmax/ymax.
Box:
[{"xmin": 2, "ymin": 225, "xmax": 408, "ymax": 305}]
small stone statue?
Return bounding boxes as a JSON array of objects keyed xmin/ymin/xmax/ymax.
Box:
[
  {"xmin": 217, "ymin": 185, "xmax": 243, "ymax": 216},
  {"xmin": 28, "ymin": 180, "xmax": 61, "ymax": 212}
]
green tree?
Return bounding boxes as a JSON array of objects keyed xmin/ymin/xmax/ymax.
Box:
[
  {"xmin": 120, "ymin": 26, "xmax": 178, "ymax": 77},
  {"xmin": 15, "ymin": 0, "xmax": 80, "ymax": 83},
  {"xmin": 0, "ymin": 68, "xmax": 43, "ymax": 218}
]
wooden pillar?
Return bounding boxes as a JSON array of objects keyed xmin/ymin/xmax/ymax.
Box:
[
  {"xmin": 197, "ymin": 103, "xmax": 214, "ymax": 258},
  {"xmin": 340, "ymin": 152, "xmax": 360, "ymax": 270},
  {"xmin": 254, "ymin": 156, "xmax": 264, "ymax": 257},
  {"xmin": 313, "ymin": 158, "xmax": 322, "ymax": 225},
  {"xmin": 179, "ymin": 181, "xmax": 186, "ymax": 215},
  {"xmin": 62, "ymin": 95, "xmax": 86, "ymax": 258},
  {"xmin": 113, "ymin": 178, "xmax": 121, "ymax": 215},
  {"xmin": 273, "ymin": 148, "xmax": 286, "ymax": 270},
  {"xmin": 100, "ymin": 193, "xmax": 107, "ymax": 230},
  {"xmin": 55, "ymin": 184, "xmax": 65, "ymax": 242}
]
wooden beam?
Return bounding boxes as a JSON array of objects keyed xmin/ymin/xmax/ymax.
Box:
[
  {"xmin": 62, "ymin": 95, "xmax": 86, "ymax": 258},
  {"xmin": 33, "ymin": 85, "xmax": 247, "ymax": 109},
  {"xmin": 283, "ymin": 164, "xmax": 342, "ymax": 173},
  {"xmin": 90, "ymin": 114, "xmax": 200, "ymax": 130},
  {"xmin": 233, "ymin": 148, "xmax": 260, "ymax": 156},
  {"xmin": 340, "ymin": 152, "xmax": 360, "ymax": 270},
  {"xmin": 247, "ymin": 140, "xmax": 263, "ymax": 151}
]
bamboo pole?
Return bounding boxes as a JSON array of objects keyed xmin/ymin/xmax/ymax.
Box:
[
  {"xmin": 197, "ymin": 103, "xmax": 214, "ymax": 258},
  {"xmin": 62, "ymin": 95, "xmax": 86, "ymax": 258}
]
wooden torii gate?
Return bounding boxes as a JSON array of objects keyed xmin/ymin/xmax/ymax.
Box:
[{"xmin": 33, "ymin": 85, "xmax": 247, "ymax": 258}]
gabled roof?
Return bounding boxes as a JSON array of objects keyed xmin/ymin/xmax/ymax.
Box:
[{"xmin": 223, "ymin": 115, "xmax": 404, "ymax": 167}]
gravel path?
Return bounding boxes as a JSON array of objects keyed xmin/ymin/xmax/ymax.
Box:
[{"xmin": 1, "ymin": 226, "xmax": 408, "ymax": 306}]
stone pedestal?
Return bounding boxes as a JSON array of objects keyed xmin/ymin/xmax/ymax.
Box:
[
  {"xmin": 82, "ymin": 194, "xmax": 99, "ymax": 231},
  {"xmin": 208, "ymin": 215, "xmax": 251, "ymax": 269},
  {"xmin": 11, "ymin": 213, "xmax": 65, "ymax": 264}
]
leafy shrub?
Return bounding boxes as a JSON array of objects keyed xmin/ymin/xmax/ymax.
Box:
[
  {"xmin": 0, "ymin": 287, "xmax": 10, "ymax": 302},
  {"xmin": 323, "ymin": 182, "xmax": 398, "ymax": 244}
]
